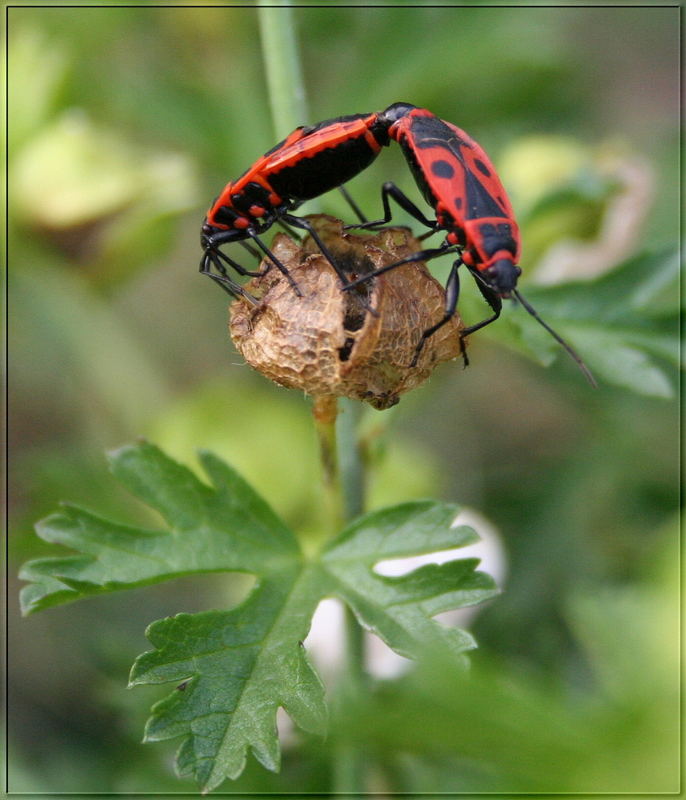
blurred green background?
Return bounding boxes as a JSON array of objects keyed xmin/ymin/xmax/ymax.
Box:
[{"xmin": 8, "ymin": 2, "xmax": 679, "ymax": 793}]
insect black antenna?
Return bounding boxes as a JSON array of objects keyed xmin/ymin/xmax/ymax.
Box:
[{"xmin": 512, "ymin": 289, "xmax": 597, "ymax": 388}]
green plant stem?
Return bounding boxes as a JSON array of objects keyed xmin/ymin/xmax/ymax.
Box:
[
  {"xmin": 337, "ymin": 398, "xmax": 365, "ymax": 521},
  {"xmin": 256, "ymin": 1, "xmax": 308, "ymax": 136},
  {"xmin": 257, "ymin": 2, "xmax": 322, "ymax": 213},
  {"xmin": 311, "ymin": 396, "xmax": 369, "ymax": 795},
  {"xmin": 258, "ymin": 10, "xmax": 366, "ymax": 790},
  {"xmin": 334, "ymin": 398, "xmax": 368, "ymax": 795},
  {"xmin": 312, "ymin": 397, "xmax": 366, "ymax": 654},
  {"xmin": 312, "ymin": 395, "xmax": 344, "ymax": 538},
  {"xmin": 336, "ymin": 398, "xmax": 367, "ymax": 680}
]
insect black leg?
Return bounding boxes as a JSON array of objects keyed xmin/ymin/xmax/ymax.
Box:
[
  {"xmin": 280, "ymin": 212, "xmax": 379, "ymax": 316},
  {"xmin": 199, "ymin": 251, "xmax": 258, "ymax": 302},
  {"xmin": 238, "ymin": 239, "xmax": 263, "ymax": 261},
  {"xmin": 247, "ymin": 230, "xmax": 302, "ymax": 297},
  {"xmin": 281, "ymin": 213, "xmax": 352, "ymax": 287},
  {"xmin": 200, "ymin": 248, "xmax": 231, "ymax": 284},
  {"xmin": 212, "ymin": 246, "xmax": 263, "ymax": 277},
  {"xmin": 203, "ymin": 229, "xmax": 264, "ymax": 277},
  {"xmin": 342, "ymin": 241, "xmax": 457, "ymax": 291},
  {"xmin": 275, "ymin": 217, "xmax": 303, "ymax": 241},
  {"xmin": 410, "ymin": 259, "xmax": 463, "ymax": 367},
  {"xmin": 460, "ymin": 267, "xmax": 503, "ymax": 338},
  {"xmin": 338, "ymin": 184, "xmax": 368, "ymax": 223},
  {"xmin": 418, "ymin": 228, "xmax": 440, "ymax": 242},
  {"xmin": 345, "ymin": 181, "xmax": 437, "ymax": 232}
]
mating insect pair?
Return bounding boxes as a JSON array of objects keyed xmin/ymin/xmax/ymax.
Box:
[{"xmin": 200, "ymin": 102, "xmax": 595, "ymax": 384}]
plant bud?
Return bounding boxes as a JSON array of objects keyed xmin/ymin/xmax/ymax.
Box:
[{"xmin": 229, "ymin": 215, "xmax": 463, "ymax": 409}]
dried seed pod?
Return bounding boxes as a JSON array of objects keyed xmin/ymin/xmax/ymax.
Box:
[{"xmin": 229, "ymin": 215, "xmax": 464, "ymax": 409}]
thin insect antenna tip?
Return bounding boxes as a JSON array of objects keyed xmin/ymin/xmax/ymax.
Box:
[{"xmin": 513, "ymin": 289, "xmax": 597, "ymax": 388}]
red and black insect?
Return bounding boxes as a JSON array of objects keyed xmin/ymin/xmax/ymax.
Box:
[
  {"xmin": 346, "ymin": 105, "xmax": 595, "ymax": 384},
  {"xmin": 200, "ymin": 103, "xmax": 414, "ymax": 299}
]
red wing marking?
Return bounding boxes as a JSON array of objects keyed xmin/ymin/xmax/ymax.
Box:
[{"xmin": 265, "ymin": 116, "xmax": 380, "ymax": 172}]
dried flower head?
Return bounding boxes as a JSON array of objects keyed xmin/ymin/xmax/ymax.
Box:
[{"xmin": 229, "ymin": 215, "xmax": 463, "ymax": 409}]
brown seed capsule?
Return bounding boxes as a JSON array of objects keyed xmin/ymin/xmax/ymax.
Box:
[{"xmin": 229, "ymin": 215, "xmax": 464, "ymax": 410}]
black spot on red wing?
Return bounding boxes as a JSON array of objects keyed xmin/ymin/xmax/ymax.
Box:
[
  {"xmin": 454, "ymin": 196, "xmax": 463, "ymax": 210},
  {"xmin": 431, "ymin": 159, "xmax": 455, "ymax": 179},
  {"xmin": 474, "ymin": 159, "xmax": 491, "ymax": 177},
  {"xmin": 398, "ymin": 141, "xmax": 438, "ymax": 208}
]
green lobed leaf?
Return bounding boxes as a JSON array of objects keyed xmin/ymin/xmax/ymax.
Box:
[
  {"xmin": 20, "ymin": 442, "xmax": 299, "ymax": 614},
  {"xmin": 322, "ymin": 503, "xmax": 497, "ymax": 662},
  {"xmin": 526, "ymin": 248, "xmax": 679, "ymax": 324},
  {"xmin": 130, "ymin": 572, "xmax": 326, "ymax": 790},
  {"xmin": 502, "ymin": 248, "xmax": 679, "ymax": 395},
  {"xmin": 19, "ymin": 442, "xmax": 497, "ymax": 790}
]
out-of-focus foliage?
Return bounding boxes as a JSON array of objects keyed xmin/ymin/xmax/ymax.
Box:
[
  {"xmin": 9, "ymin": 3, "xmax": 679, "ymax": 794},
  {"xmin": 334, "ymin": 521, "xmax": 679, "ymax": 793}
]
